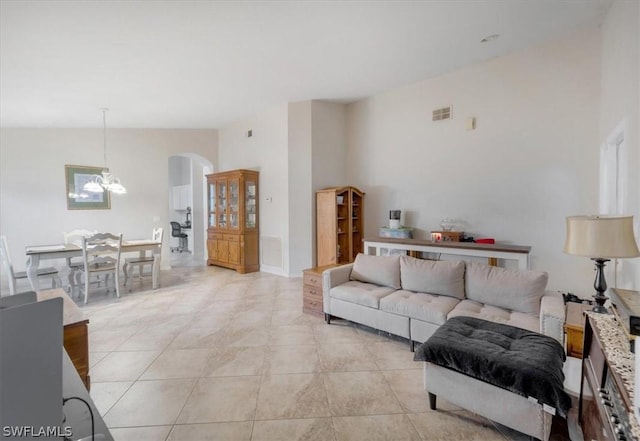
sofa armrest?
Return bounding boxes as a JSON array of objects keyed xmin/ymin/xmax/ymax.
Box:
[
  {"xmin": 539, "ymin": 291, "xmax": 566, "ymax": 344},
  {"xmin": 322, "ymin": 264, "xmax": 353, "ymax": 314}
]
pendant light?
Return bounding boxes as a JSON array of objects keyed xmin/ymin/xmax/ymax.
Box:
[{"xmin": 83, "ymin": 108, "xmax": 127, "ymax": 195}]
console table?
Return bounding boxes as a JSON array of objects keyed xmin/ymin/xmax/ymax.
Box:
[
  {"xmin": 363, "ymin": 237, "xmax": 531, "ymax": 269},
  {"xmin": 580, "ymin": 312, "xmax": 640, "ymax": 441}
]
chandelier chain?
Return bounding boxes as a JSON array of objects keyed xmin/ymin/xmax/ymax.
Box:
[
  {"xmin": 81, "ymin": 107, "xmax": 127, "ymax": 195},
  {"xmin": 102, "ymin": 108, "xmax": 108, "ymax": 169}
]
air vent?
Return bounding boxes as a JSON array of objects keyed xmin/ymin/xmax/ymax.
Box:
[{"xmin": 432, "ymin": 106, "xmax": 452, "ymax": 121}]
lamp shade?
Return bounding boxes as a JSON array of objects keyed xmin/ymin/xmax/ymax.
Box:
[{"xmin": 564, "ymin": 215, "xmax": 640, "ymax": 258}]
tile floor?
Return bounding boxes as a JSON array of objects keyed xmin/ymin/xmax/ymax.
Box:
[{"xmin": 80, "ymin": 262, "xmax": 571, "ymax": 441}]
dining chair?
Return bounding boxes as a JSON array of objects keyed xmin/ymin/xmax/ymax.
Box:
[
  {"xmin": 123, "ymin": 228, "xmax": 163, "ymax": 287},
  {"xmin": 0, "ymin": 235, "xmax": 62, "ymax": 295},
  {"xmin": 77, "ymin": 232, "xmax": 123, "ymax": 304},
  {"xmin": 62, "ymin": 229, "xmax": 97, "ymax": 296}
]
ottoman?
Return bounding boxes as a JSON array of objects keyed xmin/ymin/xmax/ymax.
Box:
[{"xmin": 414, "ymin": 316, "xmax": 571, "ymax": 441}]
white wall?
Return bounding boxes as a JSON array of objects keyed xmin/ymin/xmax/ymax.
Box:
[
  {"xmin": 191, "ymin": 159, "xmax": 207, "ymax": 260},
  {"xmin": 284, "ymin": 100, "xmax": 348, "ymax": 274},
  {"xmin": 0, "ymin": 128, "xmax": 217, "ymax": 294},
  {"xmin": 217, "ymin": 104, "xmax": 290, "ymax": 275},
  {"xmin": 168, "ymin": 154, "xmax": 213, "ymax": 259},
  {"xmin": 600, "ymin": 0, "xmax": 640, "ymax": 290},
  {"xmin": 311, "ymin": 101, "xmax": 348, "ymax": 266},
  {"xmin": 220, "ymin": 100, "xmax": 348, "ymax": 277},
  {"xmin": 288, "ymin": 101, "xmax": 313, "ymax": 275},
  {"xmin": 346, "ymin": 29, "xmax": 601, "ymax": 294},
  {"xmin": 312, "ymin": 101, "xmax": 348, "ymax": 190},
  {"xmin": 169, "ymin": 156, "xmax": 191, "ymax": 186},
  {"xmin": 168, "ymin": 155, "xmax": 191, "ymax": 225}
]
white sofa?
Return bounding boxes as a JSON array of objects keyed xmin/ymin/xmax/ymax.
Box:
[{"xmin": 322, "ymin": 254, "xmax": 566, "ymax": 348}]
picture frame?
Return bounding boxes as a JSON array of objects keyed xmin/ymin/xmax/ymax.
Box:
[{"xmin": 65, "ymin": 164, "xmax": 111, "ymax": 210}]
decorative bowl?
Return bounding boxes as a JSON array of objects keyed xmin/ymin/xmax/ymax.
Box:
[{"xmin": 440, "ymin": 218, "xmax": 456, "ymax": 231}]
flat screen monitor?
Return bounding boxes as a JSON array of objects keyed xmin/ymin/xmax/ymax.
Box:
[{"xmin": 0, "ymin": 293, "xmax": 64, "ymax": 440}]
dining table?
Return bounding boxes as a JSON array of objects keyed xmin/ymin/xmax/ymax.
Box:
[{"xmin": 25, "ymin": 239, "xmax": 162, "ymax": 291}]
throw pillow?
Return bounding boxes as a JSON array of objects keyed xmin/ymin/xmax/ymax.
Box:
[
  {"xmin": 350, "ymin": 253, "xmax": 401, "ymax": 289},
  {"xmin": 465, "ymin": 261, "xmax": 548, "ymax": 315},
  {"xmin": 400, "ymin": 256, "xmax": 465, "ymax": 299}
]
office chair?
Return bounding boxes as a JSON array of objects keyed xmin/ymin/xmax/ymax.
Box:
[{"xmin": 170, "ymin": 222, "xmax": 188, "ymax": 253}]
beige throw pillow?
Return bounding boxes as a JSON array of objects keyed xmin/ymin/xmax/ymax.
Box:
[
  {"xmin": 350, "ymin": 253, "xmax": 401, "ymax": 289},
  {"xmin": 400, "ymin": 256, "xmax": 465, "ymax": 299},
  {"xmin": 465, "ymin": 261, "xmax": 548, "ymax": 315}
]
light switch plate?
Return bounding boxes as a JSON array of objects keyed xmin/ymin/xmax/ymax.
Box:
[{"xmin": 466, "ymin": 117, "xmax": 476, "ymax": 130}]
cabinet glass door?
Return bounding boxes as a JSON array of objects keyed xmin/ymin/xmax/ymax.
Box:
[
  {"xmin": 246, "ymin": 180, "xmax": 257, "ymax": 229},
  {"xmin": 218, "ymin": 181, "xmax": 227, "ymax": 228},
  {"xmin": 229, "ymin": 179, "xmax": 239, "ymax": 229},
  {"xmin": 208, "ymin": 182, "xmax": 216, "ymax": 227}
]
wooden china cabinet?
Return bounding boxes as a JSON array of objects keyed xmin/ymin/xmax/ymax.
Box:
[
  {"xmin": 206, "ymin": 169, "xmax": 259, "ymax": 273},
  {"xmin": 316, "ymin": 186, "xmax": 365, "ymax": 266}
]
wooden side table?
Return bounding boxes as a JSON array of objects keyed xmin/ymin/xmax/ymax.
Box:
[
  {"xmin": 38, "ymin": 288, "xmax": 90, "ymax": 390},
  {"xmin": 564, "ymin": 302, "xmax": 591, "ymax": 358},
  {"xmin": 303, "ymin": 265, "xmax": 340, "ymax": 316}
]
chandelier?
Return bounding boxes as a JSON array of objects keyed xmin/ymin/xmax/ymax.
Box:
[{"xmin": 83, "ymin": 108, "xmax": 127, "ymax": 195}]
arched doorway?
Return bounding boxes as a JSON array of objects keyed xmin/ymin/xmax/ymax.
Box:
[{"xmin": 168, "ymin": 154, "xmax": 214, "ymax": 265}]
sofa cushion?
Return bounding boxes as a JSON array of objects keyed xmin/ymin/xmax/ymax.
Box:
[
  {"xmin": 330, "ymin": 281, "xmax": 396, "ymax": 309},
  {"xmin": 448, "ymin": 299, "xmax": 540, "ymax": 334},
  {"xmin": 400, "ymin": 256, "xmax": 465, "ymax": 299},
  {"xmin": 379, "ymin": 290, "xmax": 459, "ymax": 325},
  {"xmin": 350, "ymin": 253, "xmax": 401, "ymax": 289},
  {"xmin": 465, "ymin": 261, "xmax": 548, "ymax": 315}
]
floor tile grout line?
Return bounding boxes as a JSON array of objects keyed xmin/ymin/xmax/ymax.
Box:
[
  {"xmin": 91, "ymin": 349, "xmax": 165, "ymax": 384},
  {"xmin": 105, "ymin": 423, "xmax": 175, "ymax": 429},
  {"xmin": 107, "ymin": 412, "xmax": 437, "ymax": 429},
  {"xmin": 379, "ymin": 369, "xmax": 414, "ymax": 415},
  {"xmin": 249, "ymin": 356, "xmax": 268, "ymax": 439},
  {"xmin": 381, "ymin": 371, "xmax": 426, "ymax": 441},
  {"xmin": 100, "ymin": 335, "xmax": 185, "ymax": 429},
  {"xmin": 97, "ymin": 380, "xmax": 136, "ymax": 420},
  {"xmin": 168, "ymin": 374, "xmax": 201, "ymax": 436}
]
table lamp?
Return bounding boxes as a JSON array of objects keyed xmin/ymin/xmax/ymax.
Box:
[{"xmin": 564, "ymin": 215, "xmax": 640, "ymax": 313}]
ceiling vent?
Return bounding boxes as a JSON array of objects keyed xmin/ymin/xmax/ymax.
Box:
[{"xmin": 432, "ymin": 106, "xmax": 452, "ymax": 122}]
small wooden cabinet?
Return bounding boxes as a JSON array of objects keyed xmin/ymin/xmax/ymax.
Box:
[
  {"xmin": 565, "ymin": 302, "xmax": 590, "ymax": 358},
  {"xmin": 303, "ymin": 265, "xmax": 338, "ymax": 316},
  {"xmin": 38, "ymin": 289, "xmax": 90, "ymax": 390},
  {"xmin": 206, "ymin": 169, "xmax": 259, "ymax": 273},
  {"xmin": 316, "ymin": 186, "xmax": 365, "ymax": 266}
]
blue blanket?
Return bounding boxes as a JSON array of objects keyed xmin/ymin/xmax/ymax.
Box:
[{"xmin": 414, "ymin": 316, "xmax": 571, "ymax": 418}]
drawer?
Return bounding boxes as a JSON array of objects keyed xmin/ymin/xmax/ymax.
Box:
[
  {"xmin": 208, "ymin": 231, "xmax": 219, "ymax": 240},
  {"xmin": 303, "ymin": 272, "xmax": 322, "ymax": 288},
  {"xmin": 223, "ymin": 234, "xmax": 240, "ymax": 242},
  {"xmin": 303, "ymin": 285, "xmax": 322, "ymax": 301},
  {"xmin": 303, "ymin": 296, "xmax": 323, "ymax": 315}
]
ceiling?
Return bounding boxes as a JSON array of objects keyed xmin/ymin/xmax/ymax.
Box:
[{"xmin": 0, "ymin": 0, "xmax": 611, "ymax": 129}]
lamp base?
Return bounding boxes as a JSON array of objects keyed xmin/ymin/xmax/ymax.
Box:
[
  {"xmin": 591, "ymin": 257, "xmax": 611, "ymax": 314},
  {"xmin": 591, "ymin": 295, "xmax": 609, "ymax": 314}
]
